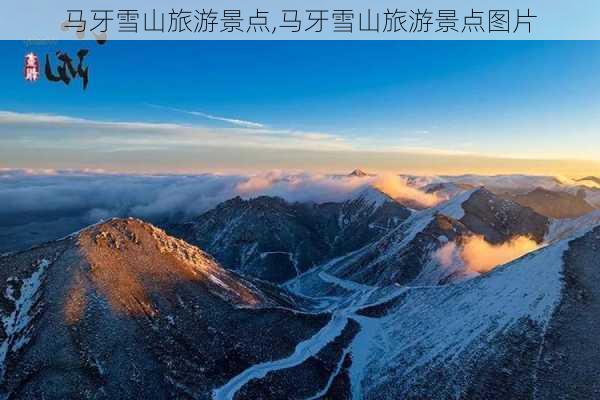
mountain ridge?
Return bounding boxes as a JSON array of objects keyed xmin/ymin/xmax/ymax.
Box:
[
  {"xmin": 2, "ymin": 211, "xmax": 600, "ymax": 399},
  {"xmin": 168, "ymin": 188, "xmax": 411, "ymax": 284},
  {"xmin": 0, "ymin": 218, "xmax": 330, "ymax": 399}
]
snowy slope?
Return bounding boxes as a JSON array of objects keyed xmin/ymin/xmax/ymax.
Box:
[
  {"xmin": 355, "ymin": 240, "xmax": 567, "ymax": 399},
  {"xmin": 287, "ymin": 190, "xmax": 476, "ymax": 295},
  {"xmin": 0, "ymin": 259, "xmax": 49, "ymax": 380},
  {"xmin": 546, "ymin": 210, "xmax": 600, "ymax": 242},
  {"xmin": 229, "ymin": 223, "xmax": 600, "ymax": 400},
  {"xmin": 2, "ymin": 206, "xmax": 600, "ymax": 399}
]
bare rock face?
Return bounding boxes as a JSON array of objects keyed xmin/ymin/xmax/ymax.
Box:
[
  {"xmin": 169, "ymin": 190, "xmax": 410, "ymax": 284},
  {"xmin": 0, "ymin": 218, "xmax": 328, "ymax": 400}
]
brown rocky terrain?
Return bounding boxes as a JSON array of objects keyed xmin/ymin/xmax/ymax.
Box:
[{"xmin": 0, "ymin": 218, "xmax": 328, "ymax": 399}]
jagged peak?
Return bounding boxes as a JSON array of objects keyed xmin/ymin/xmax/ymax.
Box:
[
  {"xmin": 467, "ymin": 186, "xmax": 537, "ymax": 210},
  {"xmin": 82, "ymin": 217, "xmax": 149, "ymax": 231},
  {"xmin": 69, "ymin": 217, "xmax": 269, "ymax": 310},
  {"xmin": 348, "ymin": 168, "xmax": 374, "ymax": 177},
  {"xmin": 76, "ymin": 218, "xmax": 222, "ymax": 274},
  {"xmin": 217, "ymin": 195, "xmax": 290, "ymax": 211}
]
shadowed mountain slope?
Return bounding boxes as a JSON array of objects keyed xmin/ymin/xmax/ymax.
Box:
[
  {"xmin": 169, "ymin": 189, "xmax": 410, "ymax": 284},
  {"xmin": 499, "ymin": 187, "xmax": 595, "ymax": 219}
]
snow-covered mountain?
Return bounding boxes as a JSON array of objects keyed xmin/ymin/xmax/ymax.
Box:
[
  {"xmin": 574, "ymin": 186, "xmax": 600, "ymax": 208},
  {"xmin": 423, "ymin": 174, "xmax": 600, "ymax": 213},
  {"xmin": 168, "ymin": 188, "xmax": 410, "ymax": 284},
  {"xmin": 172, "ymin": 185, "xmax": 551, "ymax": 289},
  {"xmin": 346, "ymin": 224, "xmax": 600, "ymax": 399},
  {"xmin": 3, "ymin": 174, "xmax": 600, "ymax": 399},
  {"xmin": 546, "ymin": 210, "xmax": 600, "ymax": 242},
  {"xmin": 440, "ymin": 174, "xmax": 566, "ymax": 193},
  {"xmin": 221, "ymin": 223, "xmax": 600, "ymax": 400},
  {"xmin": 288, "ymin": 187, "xmax": 551, "ymax": 294},
  {"xmin": 2, "ymin": 201, "xmax": 600, "ymax": 399}
]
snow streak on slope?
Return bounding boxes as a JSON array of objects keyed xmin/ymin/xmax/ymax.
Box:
[
  {"xmin": 353, "ymin": 187, "xmax": 392, "ymax": 210},
  {"xmin": 213, "ymin": 267, "xmax": 392, "ymax": 400},
  {"xmin": 376, "ymin": 187, "xmax": 473, "ymax": 253},
  {"xmin": 379, "ymin": 187, "xmax": 474, "ymax": 252},
  {"xmin": 436, "ymin": 188, "xmax": 474, "ymax": 220},
  {"xmin": 233, "ymin": 211, "xmax": 600, "ymax": 399},
  {"xmin": 213, "ymin": 315, "xmax": 349, "ymax": 400},
  {"xmin": 0, "ymin": 259, "xmax": 49, "ymax": 379}
]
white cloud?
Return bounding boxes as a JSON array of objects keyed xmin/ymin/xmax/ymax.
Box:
[
  {"xmin": 0, "ymin": 169, "xmax": 377, "ymax": 225},
  {"xmin": 148, "ymin": 104, "xmax": 265, "ymax": 128},
  {"xmin": 0, "ymin": 110, "xmax": 349, "ymax": 152},
  {"xmin": 182, "ymin": 110, "xmax": 265, "ymax": 129},
  {"xmin": 4, "ymin": 109, "xmax": 547, "ymax": 162},
  {"xmin": 0, "ymin": 110, "xmax": 182, "ymax": 131}
]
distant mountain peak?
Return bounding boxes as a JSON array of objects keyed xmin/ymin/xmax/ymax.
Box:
[{"xmin": 348, "ymin": 168, "xmax": 373, "ymax": 177}]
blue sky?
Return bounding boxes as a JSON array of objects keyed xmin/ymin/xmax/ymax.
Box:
[{"xmin": 1, "ymin": 41, "xmax": 599, "ymax": 175}]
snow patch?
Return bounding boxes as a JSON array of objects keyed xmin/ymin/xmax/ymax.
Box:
[
  {"xmin": 354, "ymin": 187, "xmax": 390, "ymax": 209},
  {"xmin": 0, "ymin": 259, "xmax": 49, "ymax": 379},
  {"xmin": 212, "ymin": 315, "xmax": 349, "ymax": 400},
  {"xmin": 437, "ymin": 189, "xmax": 475, "ymax": 220},
  {"xmin": 318, "ymin": 272, "xmax": 374, "ymax": 292}
]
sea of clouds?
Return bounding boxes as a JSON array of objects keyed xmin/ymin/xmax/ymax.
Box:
[{"xmin": 2, "ymin": 169, "xmax": 430, "ymax": 251}]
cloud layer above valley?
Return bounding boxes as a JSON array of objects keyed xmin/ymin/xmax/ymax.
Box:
[
  {"xmin": 0, "ymin": 169, "xmax": 445, "ymax": 225},
  {"xmin": 0, "ymin": 169, "xmax": 448, "ymax": 251}
]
